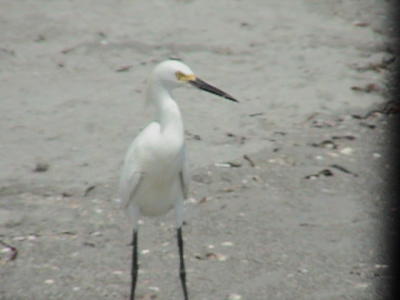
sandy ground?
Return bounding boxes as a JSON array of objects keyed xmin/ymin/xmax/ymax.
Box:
[{"xmin": 0, "ymin": 0, "xmax": 393, "ymax": 299}]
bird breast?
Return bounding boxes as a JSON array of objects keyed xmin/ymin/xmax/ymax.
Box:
[
  {"xmin": 140, "ymin": 131, "xmax": 184, "ymax": 175},
  {"xmin": 132, "ymin": 129, "xmax": 185, "ymax": 216}
]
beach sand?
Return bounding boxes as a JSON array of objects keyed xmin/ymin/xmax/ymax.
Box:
[{"xmin": 0, "ymin": 1, "xmax": 391, "ymax": 299}]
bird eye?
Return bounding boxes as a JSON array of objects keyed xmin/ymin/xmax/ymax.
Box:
[
  {"xmin": 175, "ymin": 71, "xmax": 196, "ymax": 82},
  {"xmin": 175, "ymin": 71, "xmax": 186, "ymax": 81}
]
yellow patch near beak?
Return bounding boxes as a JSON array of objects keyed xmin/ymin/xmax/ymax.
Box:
[{"xmin": 175, "ymin": 71, "xmax": 196, "ymax": 82}]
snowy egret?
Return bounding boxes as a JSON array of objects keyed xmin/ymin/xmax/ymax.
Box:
[{"xmin": 119, "ymin": 59, "xmax": 237, "ymax": 300}]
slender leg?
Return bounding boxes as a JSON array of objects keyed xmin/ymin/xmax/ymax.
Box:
[
  {"xmin": 130, "ymin": 229, "xmax": 138, "ymax": 300},
  {"xmin": 177, "ymin": 227, "xmax": 189, "ymax": 300}
]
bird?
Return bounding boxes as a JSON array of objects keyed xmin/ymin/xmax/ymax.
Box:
[{"xmin": 119, "ymin": 59, "xmax": 238, "ymax": 300}]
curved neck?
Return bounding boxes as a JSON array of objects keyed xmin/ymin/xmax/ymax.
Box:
[{"xmin": 146, "ymin": 80, "xmax": 184, "ymax": 138}]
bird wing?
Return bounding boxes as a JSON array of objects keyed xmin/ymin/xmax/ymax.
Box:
[
  {"xmin": 119, "ymin": 162, "xmax": 143, "ymax": 208},
  {"xmin": 119, "ymin": 130, "xmax": 146, "ymax": 210},
  {"xmin": 179, "ymin": 144, "xmax": 189, "ymax": 199},
  {"xmin": 119, "ymin": 122, "xmax": 160, "ymax": 209}
]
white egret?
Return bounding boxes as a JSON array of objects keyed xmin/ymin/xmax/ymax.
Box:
[{"xmin": 119, "ymin": 59, "xmax": 238, "ymax": 300}]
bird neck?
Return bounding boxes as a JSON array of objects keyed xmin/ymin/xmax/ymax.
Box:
[{"xmin": 146, "ymin": 80, "xmax": 184, "ymax": 139}]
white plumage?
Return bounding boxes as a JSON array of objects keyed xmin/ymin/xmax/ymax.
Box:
[{"xmin": 118, "ymin": 59, "xmax": 237, "ymax": 300}]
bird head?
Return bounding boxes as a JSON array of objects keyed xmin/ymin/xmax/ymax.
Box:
[{"xmin": 152, "ymin": 60, "xmax": 238, "ymax": 102}]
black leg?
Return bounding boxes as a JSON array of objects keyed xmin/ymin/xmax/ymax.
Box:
[
  {"xmin": 130, "ymin": 229, "xmax": 138, "ymax": 300},
  {"xmin": 177, "ymin": 227, "xmax": 189, "ymax": 300}
]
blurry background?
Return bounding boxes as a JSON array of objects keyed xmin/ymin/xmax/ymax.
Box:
[{"xmin": 0, "ymin": 0, "xmax": 391, "ymax": 299}]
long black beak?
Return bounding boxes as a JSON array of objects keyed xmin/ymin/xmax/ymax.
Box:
[{"xmin": 189, "ymin": 78, "xmax": 238, "ymax": 102}]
